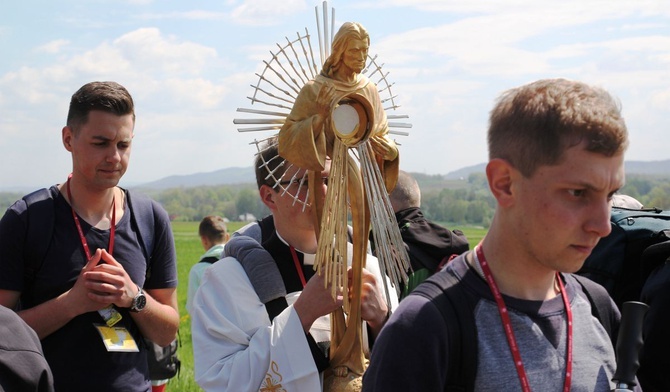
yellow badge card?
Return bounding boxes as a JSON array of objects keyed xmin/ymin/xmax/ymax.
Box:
[
  {"xmin": 98, "ymin": 305, "xmax": 123, "ymax": 327},
  {"xmin": 95, "ymin": 324, "xmax": 139, "ymax": 352}
]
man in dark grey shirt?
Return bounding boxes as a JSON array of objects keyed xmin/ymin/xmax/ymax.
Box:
[{"xmin": 364, "ymin": 78, "xmax": 638, "ymax": 391}]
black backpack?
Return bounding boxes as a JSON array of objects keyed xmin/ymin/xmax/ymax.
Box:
[
  {"xmin": 578, "ymin": 206, "xmax": 670, "ymax": 309},
  {"xmin": 20, "ymin": 186, "xmax": 181, "ymax": 381},
  {"xmin": 634, "ymin": 240, "xmax": 670, "ymax": 392},
  {"xmin": 411, "ymin": 267, "xmax": 616, "ymax": 392}
]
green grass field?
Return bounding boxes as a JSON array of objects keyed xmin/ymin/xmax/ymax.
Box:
[{"xmin": 166, "ymin": 221, "xmax": 485, "ymax": 391}]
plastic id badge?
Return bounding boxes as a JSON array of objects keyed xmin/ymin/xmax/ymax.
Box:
[{"xmin": 94, "ymin": 324, "xmax": 139, "ymax": 352}]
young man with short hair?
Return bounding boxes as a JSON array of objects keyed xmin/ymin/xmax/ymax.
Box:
[
  {"xmin": 363, "ymin": 78, "xmax": 638, "ymax": 391},
  {"xmin": 0, "ymin": 81, "xmax": 179, "ymax": 392},
  {"xmin": 191, "ymin": 139, "xmax": 395, "ymax": 391}
]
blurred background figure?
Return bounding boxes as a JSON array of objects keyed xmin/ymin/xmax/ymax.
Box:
[
  {"xmin": 387, "ymin": 170, "xmax": 469, "ymax": 298},
  {"xmin": 186, "ymin": 215, "xmax": 229, "ymax": 314}
]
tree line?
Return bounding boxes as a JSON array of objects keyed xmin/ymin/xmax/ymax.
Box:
[{"xmin": 1, "ymin": 173, "xmax": 668, "ymax": 226}]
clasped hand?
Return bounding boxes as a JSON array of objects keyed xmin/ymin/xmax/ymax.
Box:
[{"xmin": 68, "ymin": 248, "xmax": 137, "ymax": 315}]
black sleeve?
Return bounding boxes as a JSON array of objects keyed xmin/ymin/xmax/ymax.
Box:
[
  {"xmin": 0, "ymin": 204, "xmax": 27, "ymax": 292},
  {"xmin": 306, "ymin": 333, "xmax": 330, "ymax": 373},
  {"xmin": 362, "ymin": 295, "xmax": 449, "ymax": 392},
  {"xmin": 0, "ymin": 306, "xmax": 54, "ymax": 391}
]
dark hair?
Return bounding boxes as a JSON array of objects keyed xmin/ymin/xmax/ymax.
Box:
[
  {"xmin": 254, "ymin": 137, "xmax": 286, "ymax": 189},
  {"xmin": 198, "ymin": 216, "xmax": 228, "ymax": 242},
  {"xmin": 488, "ymin": 78, "xmax": 628, "ymax": 177},
  {"xmin": 66, "ymin": 81, "xmax": 135, "ymax": 133}
]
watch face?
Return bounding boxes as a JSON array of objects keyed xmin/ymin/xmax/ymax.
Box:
[
  {"xmin": 135, "ymin": 294, "xmax": 146, "ymax": 310},
  {"xmin": 132, "ymin": 290, "xmax": 146, "ymax": 312}
]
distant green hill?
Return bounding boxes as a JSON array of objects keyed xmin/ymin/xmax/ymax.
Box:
[
  {"xmin": 133, "ymin": 166, "xmax": 254, "ymax": 190},
  {"xmin": 130, "ymin": 159, "xmax": 670, "ymax": 190},
  {"xmin": 2, "ymin": 159, "xmax": 667, "ymax": 195}
]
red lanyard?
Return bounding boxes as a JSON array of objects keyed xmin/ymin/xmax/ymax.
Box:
[
  {"xmin": 289, "ymin": 246, "xmax": 307, "ymax": 288},
  {"xmin": 66, "ymin": 175, "xmax": 116, "ymax": 259},
  {"xmin": 475, "ymin": 245, "xmax": 572, "ymax": 392}
]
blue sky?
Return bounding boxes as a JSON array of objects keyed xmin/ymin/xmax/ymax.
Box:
[{"xmin": 1, "ymin": 0, "xmax": 668, "ymax": 190}]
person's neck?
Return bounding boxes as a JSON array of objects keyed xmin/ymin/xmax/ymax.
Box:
[
  {"xmin": 63, "ymin": 177, "xmax": 119, "ymax": 228},
  {"xmin": 207, "ymin": 243, "xmax": 225, "ymax": 251},
  {"xmin": 275, "ymin": 224, "xmax": 317, "ymax": 254},
  {"xmin": 476, "ymin": 231, "xmax": 560, "ymax": 301}
]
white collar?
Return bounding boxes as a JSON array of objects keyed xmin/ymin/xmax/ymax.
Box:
[{"xmin": 276, "ymin": 231, "xmax": 316, "ymax": 266}]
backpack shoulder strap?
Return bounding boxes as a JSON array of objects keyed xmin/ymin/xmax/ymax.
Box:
[
  {"xmin": 23, "ymin": 186, "xmax": 59, "ymax": 292},
  {"xmin": 223, "ymin": 235, "xmax": 287, "ymax": 307},
  {"xmin": 199, "ymin": 256, "xmax": 219, "ymax": 264},
  {"xmin": 411, "ymin": 265, "xmax": 476, "ymax": 392},
  {"xmin": 227, "ymin": 218, "xmax": 288, "ymax": 315},
  {"xmin": 231, "ymin": 221, "xmax": 263, "ymax": 242},
  {"xmin": 571, "ymin": 273, "xmax": 617, "ymax": 346},
  {"xmin": 223, "ymin": 234, "xmax": 330, "ymax": 371},
  {"xmin": 125, "ymin": 189, "xmax": 156, "ymax": 277}
]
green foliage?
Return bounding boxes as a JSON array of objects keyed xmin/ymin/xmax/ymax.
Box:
[
  {"xmin": 459, "ymin": 225, "xmax": 487, "ymax": 246},
  {"xmin": 235, "ymin": 188, "xmax": 262, "ymax": 219},
  {"xmin": 622, "ymin": 177, "xmax": 670, "ymax": 209},
  {"xmin": 144, "ymin": 185, "xmax": 269, "ymax": 223},
  {"xmin": 422, "ymin": 186, "xmax": 495, "ymax": 227},
  {"xmin": 168, "ymin": 221, "xmax": 203, "ymax": 392},
  {"xmin": 467, "ymin": 172, "xmax": 488, "ymax": 189},
  {"xmin": 1, "ymin": 174, "xmax": 668, "ymax": 225},
  {"xmin": 0, "ymin": 191, "xmax": 24, "ymax": 212}
]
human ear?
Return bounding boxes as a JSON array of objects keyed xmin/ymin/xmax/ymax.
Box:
[
  {"xmin": 486, "ymin": 158, "xmax": 516, "ymax": 208},
  {"xmin": 259, "ymin": 185, "xmax": 278, "ymax": 212},
  {"xmin": 62, "ymin": 126, "xmax": 73, "ymax": 151}
]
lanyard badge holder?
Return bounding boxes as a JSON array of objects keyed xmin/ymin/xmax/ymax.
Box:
[
  {"xmin": 99, "ymin": 305, "xmax": 123, "ymax": 327},
  {"xmin": 67, "ymin": 175, "xmax": 123, "ymax": 328}
]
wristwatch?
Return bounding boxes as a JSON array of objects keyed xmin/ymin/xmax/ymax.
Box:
[{"xmin": 130, "ymin": 285, "xmax": 147, "ymax": 312}]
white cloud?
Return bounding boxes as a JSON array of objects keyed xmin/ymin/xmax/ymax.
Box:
[
  {"xmin": 135, "ymin": 10, "xmax": 228, "ymax": 21},
  {"xmin": 384, "ymin": 0, "xmax": 670, "ymax": 17},
  {"xmin": 112, "ymin": 28, "xmax": 217, "ymax": 75},
  {"xmin": 229, "ymin": 0, "xmax": 309, "ymax": 26},
  {"xmin": 34, "ymin": 39, "xmax": 70, "ymax": 54},
  {"xmin": 621, "ymin": 23, "xmax": 668, "ymax": 32}
]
